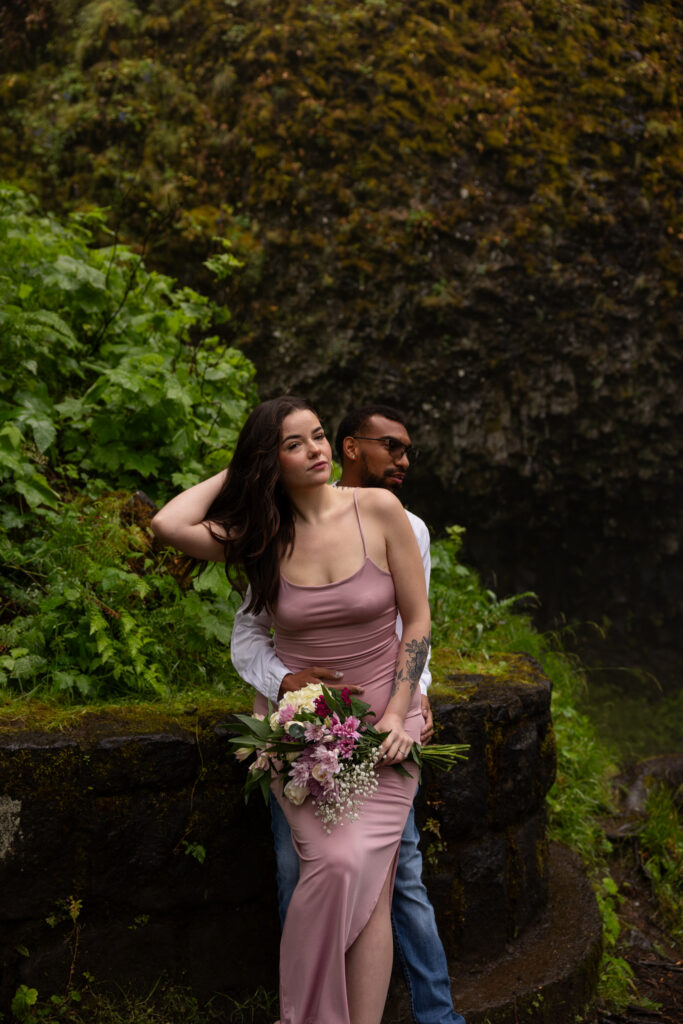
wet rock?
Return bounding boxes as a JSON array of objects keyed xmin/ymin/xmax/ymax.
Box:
[{"xmin": 616, "ymin": 754, "xmax": 683, "ymax": 815}]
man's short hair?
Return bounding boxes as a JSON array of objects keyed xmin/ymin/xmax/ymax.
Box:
[{"xmin": 335, "ymin": 404, "xmax": 408, "ymax": 461}]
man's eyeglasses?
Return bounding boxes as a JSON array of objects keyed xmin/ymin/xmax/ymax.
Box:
[{"xmin": 352, "ymin": 436, "xmax": 419, "ymax": 461}]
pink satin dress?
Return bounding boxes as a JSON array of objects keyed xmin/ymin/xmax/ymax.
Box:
[{"xmin": 260, "ymin": 490, "xmax": 422, "ymax": 1024}]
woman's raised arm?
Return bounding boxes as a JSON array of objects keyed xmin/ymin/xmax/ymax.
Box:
[{"xmin": 150, "ymin": 470, "xmax": 229, "ymax": 562}]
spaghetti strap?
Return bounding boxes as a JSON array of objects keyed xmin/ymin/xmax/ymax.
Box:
[{"xmin": 353, "ymin": 488, "xmax": 368, "ymax": 558}]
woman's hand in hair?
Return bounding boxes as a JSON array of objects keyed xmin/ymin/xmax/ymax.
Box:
[{"xmin": 150, "ymin": 470, "xmax": 229, "ymax": 561}]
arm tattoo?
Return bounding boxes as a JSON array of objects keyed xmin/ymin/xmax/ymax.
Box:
[{"xmin": 392, "ymin": 633, "xmax": 431, "ymax": 697}]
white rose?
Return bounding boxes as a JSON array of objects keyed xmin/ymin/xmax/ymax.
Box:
[
  {"xmin": 311, "ymin": 763, "xmax": 333, "ymax": 784},
  {"xmin": 280, "ymin": 683, "xmax": 324, "ymax": 715},
  {"xmin": 283, "ymin": 781, "xmax": 309, "ymax": 806}
]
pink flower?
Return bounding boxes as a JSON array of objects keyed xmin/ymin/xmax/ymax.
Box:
[
  {"xmin": 311, "ymin": 746, "xmax": 340, "ymax": 774},
  {"xmin": 290, "ymin": 758, "xmax": 312, "ymax": 787},
  {"xmin": 341, "ymin": 688, "xmax": 352, "ymax": 706},
  {"xmin": 304, "ymin": 721, "xmax": 328, "ymax": 742},
  {"xmin": 329, "ymin": 713, "xmax": 361, "ymax": 758},
  {"xmin": 277, "ymin": 704, "xmax": 296, "ymax": 725}
]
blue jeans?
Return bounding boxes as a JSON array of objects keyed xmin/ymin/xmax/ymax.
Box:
[{"xmin": 270, "ymin": 795, "xmax": 466, "ymax": 1024}]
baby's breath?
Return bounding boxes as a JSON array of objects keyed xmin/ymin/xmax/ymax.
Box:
[{"xmin": 315, "ymin": 749, "xmax": 382, "ymax": 833}]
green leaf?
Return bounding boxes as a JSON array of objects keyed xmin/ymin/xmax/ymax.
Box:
[
  {"xmin": 50, "ymin": 254, "xmax": 107, "ymax": 293},
  {"xmin": 15, "ymin": 474, "xmax": 59, "ymax": 509},
  {"xmin": 29, "ymin": 417, "xmax": 56, "ymax": 453},
  {"xmin": 11, "ymin": 984, "xmax": 39, "ymax": 1016},
  {"xmin": 232, "ymin": 712, "xmax": 273, "ymax": 740},
  {"xmin": 258, "ymin": 770, "xmax": 271, "ymax": 804}
]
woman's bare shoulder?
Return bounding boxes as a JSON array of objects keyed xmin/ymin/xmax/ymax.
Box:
[{"xmin": 356, "ymin": 487, "xmax": 403, "ymax": 516}]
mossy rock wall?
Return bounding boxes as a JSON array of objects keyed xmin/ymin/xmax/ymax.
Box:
[
  {"xmin": 0, "ymin": 713, "xmax": 281, "ymax": 1008},
  {"xmin": 0, "ymin": 655, "xmax": 556, "ymax": 1008},
  {"xmin": 417, "ymin": 654, "xmax": 557, "ymax": 961},
  {"xmin": 1, "ymin": 0, "xmax": 682, "ymax": 644}
]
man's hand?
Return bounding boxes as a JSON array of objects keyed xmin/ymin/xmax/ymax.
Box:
[
  {"xmin": 420, "ymin": 695, "xmax": 434, "ymax": 745},
  {"xmin": 279, "ymin": 666, "xmax": 364, "ymax": 699}
]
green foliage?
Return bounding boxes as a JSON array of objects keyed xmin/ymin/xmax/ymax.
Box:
[
  {"xmin": 430, "ymin": 526, "xmax": 536, "ymax": 650},
  {"xmin": 638, "ymin": 785, "xmax": 683, "ymax": 946},
  {"xmin": 8, "ymin": 977, "xmax": 278, "ymax": 1023},
  {"xmin": 10, "ymin": 986, "xmax": 39, "ymax": 1022},
  {"xmin": 594, "ymin": 876, "xmax": 638, "ymax": 1010},
  {"xmin": 182, "ymin": 840, "xmax": 207, "ymax": 865},
  {"xmin": 431, "ymin": 525, "xmax": 617, "ymax": 868},
  {"xmin": 1, "ymin": 494, "xmax": 248, "ymax": 700},
  {"xmin": 0, "ymin": 183, "xmax": 255, "ymax": 502},
  {"xmin": 430, "ymin": 525, "xmax": 652, "ymax": 1011},
  {"xmin": 0, "ymin": 183, "xmax": 256, "ymax": 702}
]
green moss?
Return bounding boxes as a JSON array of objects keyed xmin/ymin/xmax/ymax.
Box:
[
  {"xmin": 535, "ymin": 836, "xmax": 549, "ymax": 882},
  {"xmin": 0, "ymin": 690, "xmax": 253, "ymax": 736},
  {"xmin": 429, "ymin": 649, "xmax": 512, "ymax": 693},
  {"xmin": 1, "ymin": 0, "xmax": 679, "ymax": 359},
  {"xmin": 430, "ymin": 651, "xmax": 550, "ymax": 700},
  {"xmin": 539, "ymin": 723, "xmax": 557, "ymax": 765},
  {"xmin": 484, "ymin": 721, "xmax": 505, "ymax": 798}
]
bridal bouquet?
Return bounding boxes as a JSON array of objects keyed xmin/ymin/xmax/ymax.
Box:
[{"xmin": 231, "ymin": 684, "xmax": 468, "ymax": 830}]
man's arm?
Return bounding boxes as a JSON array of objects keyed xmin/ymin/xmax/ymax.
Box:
[{"xmin": 230, "ymin": 594, "xmax": 287, "ymax": 705}]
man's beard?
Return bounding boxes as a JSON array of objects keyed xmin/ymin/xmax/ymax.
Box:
[{"xmin": 358, "ymin": 455, "xmax": 401, "ymax": 492}]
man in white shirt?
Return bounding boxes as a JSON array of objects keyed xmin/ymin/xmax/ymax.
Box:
[{"xmin": 231, "ymin": 405, "xmax": 466, "ymax": 1024}]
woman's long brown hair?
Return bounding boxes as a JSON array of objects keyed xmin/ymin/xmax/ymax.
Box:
[{"xmin": 205, "ymin": 395, "xmax": 319, "ymax": 614}]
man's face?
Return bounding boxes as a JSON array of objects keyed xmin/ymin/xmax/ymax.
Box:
[{"xmin": 353, "ymin": 414, "xmax": 412, "ymax": 491}]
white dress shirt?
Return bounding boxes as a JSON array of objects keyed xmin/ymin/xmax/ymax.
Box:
[{"xmin": 229, "ymin": 506, "xmax": 432, "ymax": 704}]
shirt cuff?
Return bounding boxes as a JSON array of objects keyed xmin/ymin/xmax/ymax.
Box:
[{"xmin": 263, "ymin": 667, "xmax": 289, "ymax": 705}]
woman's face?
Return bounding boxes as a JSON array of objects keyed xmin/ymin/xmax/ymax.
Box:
[{"xmin": 278, "ymin": 408, "xmax": 332, "ymax": 491}]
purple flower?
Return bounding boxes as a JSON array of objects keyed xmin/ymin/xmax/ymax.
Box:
[{"xmin": 341, "ymin": 687, "xmax": 352, "ymax": 706}]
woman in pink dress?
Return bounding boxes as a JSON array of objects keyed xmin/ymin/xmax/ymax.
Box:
[{"xmin": 151, "ymin": 396, "xmax": 431, "ymax": 1024}]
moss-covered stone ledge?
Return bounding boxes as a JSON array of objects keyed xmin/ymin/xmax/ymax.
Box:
[
  {"xmin": 415, "ymin": 653, "xmax": 557, "ymax": 962},
  {"xmin": 0, "ymin": 704, "xmax": 280, "ymax": 1010},
  {"xmin": 0, "ymin": 654, "xmax": 557, "ymax": 1011}
]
